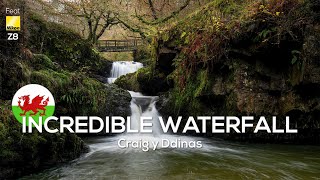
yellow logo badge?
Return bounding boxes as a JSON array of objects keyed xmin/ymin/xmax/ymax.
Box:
[{"xmin": 6, "ymin": 16, "xmax": 20, "ymax": 31}]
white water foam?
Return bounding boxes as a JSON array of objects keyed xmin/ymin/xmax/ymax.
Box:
[
  {"xmin": 85, "ymin": 90, "xmax": 244, "ymax": 154},
  {"xmin": 107, "ymin": 61, "xmax": 143, "ymax": 83}
]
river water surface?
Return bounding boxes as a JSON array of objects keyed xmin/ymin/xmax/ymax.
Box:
[{"xmin": 21, "ymin": 135, "xmax": 320, "ymax": 179}]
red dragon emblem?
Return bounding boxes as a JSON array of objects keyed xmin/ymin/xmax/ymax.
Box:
[{"xmin": 18, "ymin": 95, "xmax": 49, "ymax": 116}]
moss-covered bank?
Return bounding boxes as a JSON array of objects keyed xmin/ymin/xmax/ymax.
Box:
[
  {"xmin": 0, "ymin": 102, "xmax": 87, "ymax": 179},
  {"xmin": 0, "ymin": 1, "xmax": 131, "ymax": 178},
  {"xmin": 119, "ymin": 0, "xmax": 320, "ymax": 143},
  {"xmin": 162, "ymin": 0, "xmax": 320, "ymax": 143}
]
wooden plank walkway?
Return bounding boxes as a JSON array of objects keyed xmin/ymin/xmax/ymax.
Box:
[{"xmin": 97, "ymin": 39, "xmax": 144, "ymax": 52}]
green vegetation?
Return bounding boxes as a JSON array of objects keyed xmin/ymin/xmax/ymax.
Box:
[
  {"xmin": 0, "ymin": 9, "xmax": 130, "ymax": 178},
  {"xmin": 0, "ymin": 102, "xmax": 86, "ymax": 178},
  {"xmin": 27, "ymin": 13, "xmax": 106, "ymax": 71},
  {"xmin": 133, "ymin": 45, "xmax": 154, "ymax": 66},
  {"xmin": 115, "ymin": 67, "xmax": 173, "ymax": 95},
  {"xmin": 156, "ymin": 0, "xmax": 319, "ymax": 115},
  {"xmin": 118, "ymin": 0, "xmax": 320, "ymax": 143},
  {"xmin": 1, "ymin": 0, "xmax": 320, "ymax": 178},
  {"xmin": 2, "ymin": 13, "xmax": 115, "ymax": 117}
]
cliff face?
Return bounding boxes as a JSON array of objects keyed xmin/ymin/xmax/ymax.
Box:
[{"xmin": 154, "ymin": 0, "xmax": 320, "ymax": 143}]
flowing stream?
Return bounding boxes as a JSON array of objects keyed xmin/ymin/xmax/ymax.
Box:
[
  {"xmin": 107, "ymin": 61, "xmax": 143, "ymax": 83},
  {"xmin": 21, "ymin": 61, "xmax": 320, "ymax": 179}
]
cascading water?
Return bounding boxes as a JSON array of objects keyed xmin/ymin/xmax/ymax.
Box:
[
  {"xmin": 128, "ymin": 91, "xmax": 161, "ymax": 136},
  {"xmin": 122, "ymin": 91, "xmax": 201, "ymax": 151},
  {"xmin": 107, "ymin": 61, "xmax": 143, "ymax": 83},
  {"xmin": 106, "ymin": 61, "xmax": 162, "ymax": 135},
  {"xmin": 106, "ymin": 61, "xmax": 197, "ymax": 150},
  {"xmin": 106, "ymin": 61, "xmax": 161, "ymax": 134}
]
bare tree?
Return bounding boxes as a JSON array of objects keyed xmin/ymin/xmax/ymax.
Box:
[
  {"xmin": 135, "ymin": 0, "xmax": 191, "ymax": 25},
  {"xmin": 63, "ymin": 0, "xmax": 120, "ymax": 44},
  {"xmin": 28, "ymin": 0, "xmax": 205, "ymax": 43},
  {"xmin": 117, "ymin": 0, "xmax": 202, "ymax": 42}
]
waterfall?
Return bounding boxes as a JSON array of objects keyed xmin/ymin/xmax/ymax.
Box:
[
  {"xmin": 108, "ymin": 61, "xmax": 143, "ymax": 83},
  {"xmin": 107, "ymin": 61, "xmax": 161, "ymax": 133},
  {"xmin": 106, "ymin": 61, "xmax": 161, "ymax": 134},
  {"xmin": 128, "ymin": 91, "xmax": 161, "ymax": 135}
]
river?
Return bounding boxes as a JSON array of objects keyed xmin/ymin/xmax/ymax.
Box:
[
  {"xmin": 21, "ymin": 61, "xmax": 320, "ymax": 179},
  {"xmin": 21, "ymin": 135, "xmax": 320, "ymax": 179}
]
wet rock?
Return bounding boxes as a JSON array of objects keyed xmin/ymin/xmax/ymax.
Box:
[
  {"xmin": 92, "ymin": 59, "xmax": 113, "ymax": 78},
  {"xmin": 115, "ymin": 68, "xmax": 174, "ymax": 96},
  {"xmin": 105, "ymin": 84, "xmax": 132, "ymax": 117}
]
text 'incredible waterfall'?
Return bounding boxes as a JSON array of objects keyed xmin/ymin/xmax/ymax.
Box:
[{"xmin": 108, "ymin": 61, "xmax": 143, "ymax": 83}]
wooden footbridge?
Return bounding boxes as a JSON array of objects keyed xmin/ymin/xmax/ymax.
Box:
[{"xmin": 97, "ymin": 39, "xmax": 144, "ymax": 52}]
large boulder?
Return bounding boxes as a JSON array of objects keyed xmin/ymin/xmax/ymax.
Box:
[
  {"xmin": 115, "ymin": 67, "xmax": 173, "ymax": 96},
  {"xmin": 105, "ymin": 84, "xmax": 132, "ymax": 117}
]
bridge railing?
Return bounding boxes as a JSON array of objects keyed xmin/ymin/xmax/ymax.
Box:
[{"xmin": 97, "ymin": 39, "xmax": 144, "ymax": 52}]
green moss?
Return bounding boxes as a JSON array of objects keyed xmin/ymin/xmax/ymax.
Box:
[
  {"xmin": 170, "ymin": 69, "xmax": 212, "ymax": 116},
  {"xmin": 28, "ymin": 67, "xmax": 109, "ymax": 116},
  {"xmin": 114, "ymin": 67, "xmax": 154, "ymax": 92},
  {"xmin": 115, "ymin": 66, "xmax": 172, "ymax": 95},
  {"xmin": 27, "ymin": 12, "xmax": 103, "ymax": 72},
  {"xmin": 194, "ymin": 69, "xmax": 209, "ymax": 97},
  {"xmin": 0, "ymin": 102, "xmax": 85, "ymax": 178},
  {"xmin": 16, "ymin": 61, "xmax": 32, "ymax": 85},
  {"xmin": 133, "ymin": 45, "xmax": 153, "ymax": 66},
  {"xmin": 115, "ymin": 72, "xmax": 141, "ymax": 92},
  {"xmin": 0, "ymin": 59, "xmax": 31, "ymax": 99},
  {"xmin": 32, "ymin": 54, "xmax": 55, "ymax": 70},
  {"xmin": 136, "ymin": 67, "xmax": 153, "ymax": 79},
  {"xmin": 30, "ymin": 69, "xmax": 70, "ymax": 91},
  {"xmin": 73, "ymin": 77, "xmax": 108, "ymax": 115}
]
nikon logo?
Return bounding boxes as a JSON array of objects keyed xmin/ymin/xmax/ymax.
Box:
[{"xmin": 6, "ymin": 16, "xmax": 20, "ymax": 31}]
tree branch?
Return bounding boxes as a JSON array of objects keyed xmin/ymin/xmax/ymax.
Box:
[
  {"xmin": 118, "ymin": 18, "xmax": 149, "ymax": 41},
  {"xmin": 136, "ymin": 0, "xmax": 191, "ymax": 25},
  {"xmin": 92, "ymin": 12, "xmax": 103, "ymax": 39},
  {"xmin": 148, "ymin": 0, "xmax": 158, "ymax": 20}
]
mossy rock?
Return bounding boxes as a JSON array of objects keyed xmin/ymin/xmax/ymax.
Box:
[
  {"xmin": 114, "ymin": 72, "xmax": 141, "ymax": 92},
  {"xmin": 133, "ymin": 45, "xmax": 153, "ymax": 66},
  {"xmin": 32, "ymin": 54, "xmax": 55, "ymax": 70},
  {"xmin": 29, "ymin": 67, "xmax": 131, "ymax": 118},
  {"xmin": 105, "ymin": 84, "xmax": 132, "ymax": 117},
  {"xmin": 115, "ymin": 67, "xmax": 173, "ymax": 95},
  {"xmin": 0, "ymin": 102, "xmax": 86, "ymax": 179}
]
